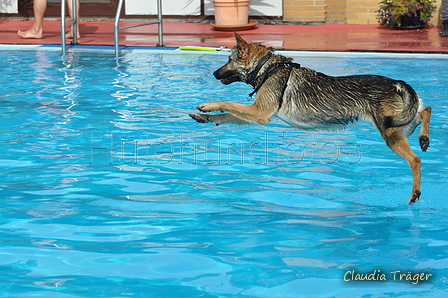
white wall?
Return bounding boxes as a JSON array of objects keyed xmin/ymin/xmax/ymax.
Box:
[
  {"xmin": 125, "ymin": 0, "xmax": 283, "ymax": 17},
  {"xmin": 0, "ymin": 0, "xmax": 18, "ymax": 14},
  {"xmin": 126, "ymin": 0, "xmax": 201, "ymax": 15}
]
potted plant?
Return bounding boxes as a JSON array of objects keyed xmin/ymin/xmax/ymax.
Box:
[
  {"xmin": 211, "ymin": 0, "xmax": 257, "ymax": 31},
  {"xmin": 376, "ymin": 0, "xmax": 437, "ymax": 30}
]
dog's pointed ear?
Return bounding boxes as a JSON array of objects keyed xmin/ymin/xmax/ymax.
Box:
[
  {"xmin": 234, "ymin": 32, "xmax": 248, "ymax": 47},
  {"xmin": 234, "ymin": 31, "xmax": 250, "ymax": 60}
]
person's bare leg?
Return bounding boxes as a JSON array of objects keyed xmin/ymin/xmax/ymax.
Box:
[
  {"xmin": 66, "ymin": 0, "xmax": 81, "ymax": 39},
  {"xmin": 18, "ymin": 0, "xmax": 47, "ymax": 38}
]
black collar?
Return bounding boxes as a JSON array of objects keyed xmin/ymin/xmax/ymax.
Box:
[
  {"xmin": 248, "ymin": 61, "xmax": 301, "ymax": 99},
  {"xmin": 247, "ymin": 51, "xmax": 274, "ymax": 88}
]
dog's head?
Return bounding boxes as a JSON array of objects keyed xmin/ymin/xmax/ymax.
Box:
[{"xmin": 213, "ymin": 33, "xmax": 274, "ymax": 85}]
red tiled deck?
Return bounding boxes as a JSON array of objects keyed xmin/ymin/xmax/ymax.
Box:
[{"xmin": 1, "ymin": 19, "xmax": 448, "ymax": 53}]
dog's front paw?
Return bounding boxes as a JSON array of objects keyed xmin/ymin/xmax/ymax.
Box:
[
  {"xmin": 189, "ymin": 113, "xmax": 223, "ymax": 126},
  {"xmin": 189, "ymin": 113, "xmax": 211, "ymax": 123},
  {"xmin": 197, "ymin": 102, "xmax": 221, "ymax": 113}
]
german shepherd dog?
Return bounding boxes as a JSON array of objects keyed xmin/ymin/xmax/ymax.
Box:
[{"xmin": 190, "ymin": 33, "xmax": 431, "ymax": 205}]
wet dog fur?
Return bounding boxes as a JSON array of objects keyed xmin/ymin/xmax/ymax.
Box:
[{"xmin": 189, "ymin": 33, "xmax": 431, "ymax": 205}]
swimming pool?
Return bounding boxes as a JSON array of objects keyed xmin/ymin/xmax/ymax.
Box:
[{"xmin": 1, "ymin": 45, "xmax": 447, "ymax": 297}]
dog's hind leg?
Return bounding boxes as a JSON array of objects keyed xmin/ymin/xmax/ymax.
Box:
[
  {"xmin": 418, "ymin": 106, "xmax": 431, "ymax": 152},
  {"xmin": 382, "ymin": 129, "xmax": 422, "ymax": 204},
  {"xmin": 189, "ymin": 112, "xmax": 252, "ymax": 126}
]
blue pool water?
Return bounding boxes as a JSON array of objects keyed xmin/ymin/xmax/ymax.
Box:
[{"xmin": 1, "ymin": 46, "xmax": 448, "ymax": 297}]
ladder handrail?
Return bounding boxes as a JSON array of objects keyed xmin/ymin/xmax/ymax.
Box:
[
  {"xmin": 61, "ymin": 0, "xmax": 78, "ymax": 55},
  {"xmin": 114, "ymin": 0, "xmax": 163, "ymax": 57}
]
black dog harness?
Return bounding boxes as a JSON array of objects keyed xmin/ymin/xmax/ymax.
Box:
[
  {"xmin": 247, "ymin": 52, "xmax": 274, "ymax": 89},
  {"xmin": 247, "ymin": 52, "xmax": 301, "ymax": 100}
]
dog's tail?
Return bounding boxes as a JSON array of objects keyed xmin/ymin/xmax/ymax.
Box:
[{"xmin": 384, "ymin": 81, "xmax": 419, "ymax": 128}]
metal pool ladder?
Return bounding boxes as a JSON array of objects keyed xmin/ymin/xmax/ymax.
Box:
[
  {"xmin": 114, "ymin": 0, "xmax": 164, "ymax": 57},
  {"xmin": 61, "ymin": 0, "xmax": 78, "ymax": 55}
]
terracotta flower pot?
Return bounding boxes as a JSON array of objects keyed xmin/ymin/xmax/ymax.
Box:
[{"xmin": 213, "ymin": 0, "xmax": 250, "ymax": 26}]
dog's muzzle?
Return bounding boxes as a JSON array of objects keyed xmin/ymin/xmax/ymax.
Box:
[{"xmin": 213, "ymin": 67, "xmax": 241, "ymax": 85}]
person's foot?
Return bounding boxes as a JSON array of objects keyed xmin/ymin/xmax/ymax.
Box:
[
  {"xmin": 66, "ymin": 29, "xmax": 81, "ymax": 39},
  {"xmin": 440, "ymin": 21, "xmax": 448, "ymax": 37},
  {"xmin": 17, "ymin": 28, "xmax": 43, "ymax": 39}
]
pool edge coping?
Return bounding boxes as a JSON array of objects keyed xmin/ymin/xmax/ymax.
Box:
[{"xmin": 2, "ymin": 44, "xmax": 448, "ymax": 59}]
